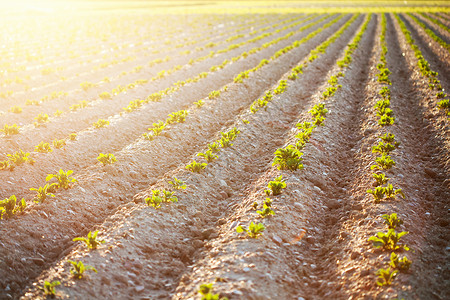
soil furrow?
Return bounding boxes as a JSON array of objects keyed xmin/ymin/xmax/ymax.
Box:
[{"xmin": 0, "ymin": 14, "xmax": 358, "ymax": 300}]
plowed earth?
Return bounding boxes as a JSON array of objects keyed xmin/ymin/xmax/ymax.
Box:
[{"xmin": 0, "ymin": 12, "xmax": 448, "ymax": 300}]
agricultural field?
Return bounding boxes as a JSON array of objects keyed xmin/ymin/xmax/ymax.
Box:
[{"xmin": 0, "ymin": 0, "xmax": 449, "ymax": 299}]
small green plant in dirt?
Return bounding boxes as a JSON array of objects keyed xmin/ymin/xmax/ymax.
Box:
[
  {"xmin": 309, "ymin": 103, "xmax": 328, "ymax": 118},
  {"xmin": 380, "ymin": 133, "xmax": 400, "ymax": 147},
  {"xmin": 382, "ymin": 213, "xmax": 403, "ymax": 229},
  {"xmin": 221, "ymin": 128, "xmax": 240, "ymax": 140},
  {"xmin": 378, "ymin": 114, "xmax": 395, "ymax": 126},
  {"xmin": 272, "ymin": 145, "xmax": 303, "ymax": 171},
  {"xmin": 68, "ymin": 260, "xmax": 97, "ymax": 279},
  {"xmin": 208, "ymin": 90, "xmax": 221, "ymax": 99},
  {"xmin": 375, "ymin": 267, "xmax": 398, "ymax": 286},
  {"xmin": 39, "ymin": 280, "xmax": 60, "ymax": 297},
  {"xmin": 219, "ymin": 136, "xmax": 233, "ymax": 148},
  {"xmin": 0, "ymin": 195, "xmax": 26, "ymax": 220},
  {"xmin": 149, "ymin": 120, "xmax": 166, "ymax": 136},
  {"xmin": 186, "ymin": 160, "xmax": 207, "ymax": 173},
  {"xmin": 93, "ymin": 119, "xmax": 109, "ymax": 128},
  {"xmin": 166, "ymin": 110, "xmax": 188, "ymax": 124},
  {"xmin": 376, "ymin": 67, "xmax": 392, "ymax": 85},
  {"xmin": 9, "ymin": 106, "xmax": 22, "ymax": 113},
  {"xmin": 99, "ymin": 91, "xmax": 112, "ymax": 100},
  {"xmin": 379, "ymin": 86, "xmax": 391, "ymax": 99},
  {"xmin": 384, "ymin": 184, "xmax": 405, "ymax": 199},
  {"xmin": 257, "ymin": 198, "xmax": 275, "ymax": 218},
  {"xmin": 208, "ymin": 142, "xmax": 221, "ymax": 153},
  {"xmin": 265, "ymin": 175, "xmax": 286, "ymax": 196},
  {"xmin": 162, "ymin": 190, "xmax": 178, "ymax": 203},
  {"xmin": 372, "ymin": 172, "xmax": 389, "ymax": 186},
  {"xmin": 371, "ymin": 155, "xmax": 395, "ymax": 170},
  {"xmin": 73, "ymin": 231, "xmax": 105, "ymax": 250},
  {"xmin": 236, "ymin": 221, "xmax": 265, "ymax": 238},
  {"xmin": 375, "ymin": 99, "xmax": 390, "ymax": 111},
  {"xmin": 35, "ymin": 142, "xmax": 53, "ymax": 153},
  {"xmin": 168, "ymin": 177, "xmax": 186, "ymax": 190},
  {"xmin": 46, "ymin": 169, "xmax": 76, "ymax": 189},
  {"xmin": 7, "ymin": 149, "xmax": 35, "ymax": 168},
  {"xmin": 389, "ymin": 252, "xmax": 412, "ymax": 272},
  {"xmin": 1, "ymin": 124, "xmax": 20, "ymax": 136},
  {"xmin": 53, "ymin": 139, "xmax": 66, "ymax": 149},
  {"xmin": 97, "ymin": 153, "xmax": 117, "ymax": 165},
  {"xmin": 0, "ymin": 160, "xmax": 10, "ymax": 171},
  {"xmin": 437, "ymin": 99, "xmax": 449, "ymax": 110},
  {"xmin": 194, "ymin": 100, "xmax": 204, "ymax": 108},
  {"xmin": 198, "ymin": 283, "xmax": 228, "ymax": 300},
  {"xmin": 145, "ymin": 190, "xmax": 163, "ymax": 208},
  {"xmin": 274, "ymin": 80, "xmax": 288, "ymax": 94},
  {"xmin": 368, "ymin": 229, "xmax": 409, "ymax": 251},
  {"xmin": 34, "ymin": 113, "xmax": 49, "ymax": 126},
  {"xmin": 30, "ymin": 183, "xmax": 58, "ymax": 203},
  {"xmin": 372, "ymin": 142, "xmax": 396, "ymax": 155},
  {"xmin": 367, "ymin": 186, "xmax": 386, "ymax": 203},
  {"xmin": 69, "ymin": 133, "xmax": 77, "ymax": 141},
  {"xmin": 197, "ymin": 150, "xmax": 218, "ymax": 163}
]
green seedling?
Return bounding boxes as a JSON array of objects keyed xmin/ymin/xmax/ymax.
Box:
[
  {"xmin": 272, "ymin": 145, "xmax": 303, "ymax": 171},
  {"xmin": 368, "ymin": 229, "xmax": 409, "ymax": 251},
  {"xmin": 93, "ymin": 119, "xmax": 109, "ymax": 128},
  {"xmin": 198, "ymin": 283, "xmax": 228, "ymax": 300},
  {"xmin": 380, "ymin": 133, "xmax": 400, "ymax": 147},
  {"xmin": 30, "ymin": 183, "xmax": 57, "ymax": 203},
  {"xmin": 9, "ymin": 106, "xmax": 22, "ymax": 113},
  {"xmin": 197, "ymin": 150, "xmax": 218, "ymax": 163},
  {"xmin": 149, "ymin": 120, "xmax": 166, "ymax": 136},
  {"xmin": 194, "ymin": 100, "xmax": 204, "ymax": 108},
  {"xmin": 367, "ymin": 186, "xmax": 385, "ymax": 203},
  {"xmin": 39, "ymin": 280, "xmax": 60, "ymax": 297},
  {"xmin": 375, "ymin": 99, "xmax": 390, "ymax": 110},
  {"xmin": 207, "ymin": 142, "xmax": 221, "ymax": 153},
  {"xmin": 309, "ymin": 103, "xmax": 328, "ymax": 117},
  {"xmin": 35, "ymin": 142, "xmax": 53, "ymax": 153},
  {"xmin": 68, "ymin": 260, "xmax": 97, "ymax": 279},
  {"xmin": 382, "ymin": 213, "xmax": 403, "ymax": 229},
  {"xmin": 313, "ymin": 115, "xmax": 325, "ymax": 126},
  {"xmin": 73, "ymin": 231, "xmax": 105, "ymax": 250},
  {"xmin": 46, "ymin": 169, "xmax": 76, "ymax": 189},
  {"xmin": 372, "ymin": 173, "xmax": 389, "ymax": 186},
  {"xmin": 186, "ymin": 160, "xmax": 207, "ymax": 173},
  {"xmin": 145, "ymin": 190, "xmax": 163, "ymax": 208},
  {"xmin": 97, "ymin": 153, "xmax": 117, "ymax": 165},
  {"xmin": 7, "ymin": 149, "xmax": 35, "ymax": 168},
  {"xmin": 372, "ymin": 142, "xmax": 396, "ymax": 155},
  {"xmin": 221, "ymin": 128, "xmax": 240, "ymax": 140},
  {"xmin": 208, "ymin": 90, "xmax": 221, "ymax": 99},
  {"xmin": 168, "ymin": 177, "xmax": 187, "ymax": 190},
  {"xmin": 379, "ymin": 86, "xmax": 391, "ymax": 99},
  {"xmin": 236, "ymin": 222, "xmax": 265, "ymax": 238},
  {"xmin": 219, "ymin": 137, "xmax": 232, "ymax": 148},
  {"xmin": 99, "ymin": 91, "xmax": 112, "ymax": 99},
  {"xmin": 274, "ymin": 80, "xmax": 288, "ymax": 94},
  {"xmin": 53, "ymin": 139, "xmax": 66, "ymax": 149},
  {"xmin": 257, "ymin": 202, "xmax": 275, "ymax": 218},
  {"xmin": 166, "ymin": 110, "xmax": 188, "ymax": 124},
  {"xmin": 1, "ymin": 124, "xmax": 20, "ymax": 136},
  {"xmin": 389, "ymin": 252, "xmax": 412, "ymax": 272},
  {"xmin": 371, "ymin": 155, "xmax": 395, "ymax": 170},
  {"xmin": 375, "ymin": 268, "xmax": 398, "ymax": 286},
  {"xmin": 0, "ymin": 195, "xmax": 26, "ymax": 220},
  {"xmin": 34, "ymin": 113, "xmax": 49, "ymax": 125},
  {"xmin": 162, "ymin": 190, "xmax": 178, "ymax": 203},
  {"xmin": 378, "ymin": 114, "xmax": 395, "ymax": 126},
  {"xmin": 69, "ymin": 133, "xmax": 77, "ymax": 141},
  {"xmin": 265, "ymin": 175, "xmax": 286, "ymax": 196},
  {"xmin": 437, "ymin": 99, "xmax": 449, "ymax": 110},
  {"xmin": 384, "ymin": 184, "xmax": 405, "ymax": 199}
]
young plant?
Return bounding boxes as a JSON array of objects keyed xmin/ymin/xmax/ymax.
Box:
[
  {"xmin": 46, "ymin": 169, "xmax": 76, "ymax": 189},
  {"xmin": 368, "ymin": 229, "xmax": 409, "ymax": 251},
  {"xmin": 194, "ymin": 100, "xmax": 204, "ymax": 108},
  {"xmin": 9, "ymin": 106, "xmax": 22, "ymax": 113},
  {"xmin": 372, "ymin": 142, "xmax": 396, "ymax": 155},
  {"xmin": 367, "ymin": 186, "xmax": 385, "ymax": 203},
  {"xmin": 198, "ymin": 283, "xmax": 228, "ymax": 300},
  {"xmin": 73, "ymin": 231, "xmax": 105, "ymax": 250},
  {"xmin": 265, "ymin": 175, "xmax": 286, "ymax": 196},
  {"xmin": 7, "ymin": 149, "xmax": 35, "ymax": 168},
  {"xmin": 257, "ymin": 200, "xmax": 275, "ymax": 218},
  {"xmin": 0, "ymin": 195, "xmax": 26, "ymax": 220},
  {"xmin": 52, "ymin": 139, "xmax": 66, "ymax": 149},
  {"xmin": 272, "ymin": 145, "xmax": 303, "ymax": 171},
  {"xmin": 39, "ymin": 280, "xmax": 60, "ymax": 297},
  {"xmin": 384, "ymin": 184, "xmax": 405, "ymax": 199},
  {"xmin": 34, "ymin": 113, "xmax": 49, "ymax": 126},
  {"xmin": 35, "ymin": 142, "xmax": 53, "ymax": 153},
  {"xmin": 69, "ymin": 133, "xmax": 77, "ymax": 141},
  {"xmin": 380, "ymin": 133, "xmax": 400, "ymax": 148},
  {"xmin": 389, "ymin": 252, "xmax": 412, "ymax": 272},
  {"xmin": 207, "ymin": 142, "xmax": 221, "ymax": 153},
  {"xmin": 219, "ymin": 137, "xmax": 232, "ymax": 148},
  {"xmin": 197, "ymin": 150, "xmax": 218, "ymax": 163},
  {"xmin": 99, "ymin": 91, "xmax": 112, "ymax": 100},
  {"xmin": 236, "ymin": 221, "xmax": 265, "ymax": 238},
  {"xmin": 378, "ymin": 114, "xmax": 395, "ymax": 126},
  {"xmin": 168, "ymin": 177, "xmax": 187, "ymax": 190},
  {"xmin": 68, "ymin": 260, "xmax": 97, "ymax": 279},
  {"xmin": 382, "ymin": 213, "xmax": 403, "ymax": 229},
  {"xmin": 145, "ymin": 190, "xmax": 163, "ymax": 208},
  {"xmin": 371, "ymin": 155, "xmax": 395, "ymax": 170},
  {"xmin": 93, "ymin": 119, "xmax": 109, "ymax": 128},
  {"xmin": 30, "ymin": 183, "xmax": 58, "ymax": 203},
  {"xmin": 375, "ymin": 267, "xmax": 398, "ymax": 286},
  {"xmin": 162, "ymin": 190, "xmax": 178, "ymax": 203},
  {"xmin": 1, "ymin": 124, "xmax": 20, "ymax": 136},
  {"xmin": 372, "ymin": 172, "xmax": 389, "ymax": 186},
  {"xmin": 97, "ymin": 153, "xmax": 117, "ymax": 165},
  {"xmin": 309, "ymin": 103, "xmax": 328, "ymax": 117},
  {"xmin": 186, "ymin": 160, "xmax": 207, "ymax": 173}
]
